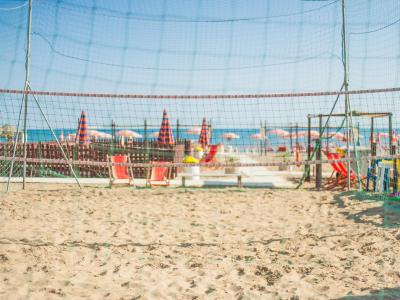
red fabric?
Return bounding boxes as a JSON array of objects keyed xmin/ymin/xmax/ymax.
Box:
[
  {"xmin": 326, "ymin": 152, "xmax": 356, "ymax": 180},
  {"xmin": 198, "ymin": 118, "xmax": 209, "ymax": 147},
  {"xmin": 111, "ymin": 155, "xmax": 130, "ymax": 179},
  {"xmin": 149, "ymin": 161, "xmax": 169, "ymax": 184},
  {"xmin": 203, "ymin": 145, "xmax": 218, "ymax": 163},
  {"xmin": 157, "ymin": 109, "xmax": 175, "ymax": 145}
]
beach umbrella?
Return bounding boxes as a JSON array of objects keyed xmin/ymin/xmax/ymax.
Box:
[
  {"xmin": 187, "ymin": 126, "xmax": 201, "ymax": 135},
  {"xmin": 116, "ymin": 130, "xmax": 142, "ymax": 139},
  {"xmin": 307, "ymin": 130, "xmax": 320, "ymax": 139},
  {"xmin": 99, "ymin": 132, "xmax": 112, "ymax": 139},
  {"xmin": 76, "ymin": 111, "xmax": 89, "ymax": 144},
  {"xmin": 66, "ymin": 133, "xmax": 76, "ymax": 142},
  {"xmin": 198, "ymin": 118, "xmax": 209, "ymax": 147},
  {"xmin": 150, "ymin": 131, "xmax": 159, "ymax": 138},
  {"xmin": 88, "ymin": 130, "xmax": 102, "ymax": 137},
  {"xmin": 377, "ymin": 132, "xmax": 389, "ymax": 138},
  {"xmin": 157, "ymin": 109, "xmax": 175, "ymax": 145},
  {"xmin": 250, "ymin": 133, "xmax": 264, "ymax": 140},
  {"xmin": 266, "ymin": 129, "xmax": 289, "ymax": 136},
  {"xmin": 221, "ymin": 132, "xmax": 240, "ymax": 141}
]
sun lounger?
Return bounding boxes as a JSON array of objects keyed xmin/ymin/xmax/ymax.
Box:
[
  {"xmin": 324, "ymin": 151, "xmax": 358, "ymax": 189},
  {"xmin": 146, "ymin": 161, "xmax": 171, "ymax": 187},
  {"xmin": 202, "ymin": 144, "xmax": 219, "ymax": 163},
  {"xmin": 107, "ymin": 154, "xmax": 134, "ymax": 187}
]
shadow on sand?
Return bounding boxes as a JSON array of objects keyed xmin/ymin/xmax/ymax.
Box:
[
  {"xmin": 333, "ymin": 190, "xmax": 400, "ymax": 228},
  {"xmin": 336, "ymin": 287, "xmax": 400, "ymax": 299}
]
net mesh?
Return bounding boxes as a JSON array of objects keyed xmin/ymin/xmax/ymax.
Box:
[{"xmin": 0, "ymin": 0, "xmax": 400, "ymax": 195}]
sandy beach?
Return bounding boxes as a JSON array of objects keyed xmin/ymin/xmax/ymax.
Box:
[{"xmin": 0, "ymin": 185, "xmax": 399, "ymax": 299}]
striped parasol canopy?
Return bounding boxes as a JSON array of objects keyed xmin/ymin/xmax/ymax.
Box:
[
  {"xmin": 76, "ymin": 111, "xmax": 89, "ymax": 144},
  {"xmin": 198, "ymin": 118, "xmax": 209, "ymax": 147},
  {"xmin": 157, "ymin": 109, "xmax": 175, "ymax": 145}
]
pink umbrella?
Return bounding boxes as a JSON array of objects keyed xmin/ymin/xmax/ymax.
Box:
[
  {"xmin": 377, "ymin": 132, "xmax": 389, "ymax": 138},
  {"xmin": 332, "ymin": 132, "xmax": 346, "ymax": 140},
  {"xmin": 116, "ymin": 130, "xmax": 142, "ymax": 139},
  {"xmin": 221, "ymin": 132, "xmax": 240, "ymax": 141},
  {"xmin": 250, "ymin": 133, "xmax": 264, "ymax": 140},
  {"xmin": 267, "ymin": 129, "xmax": 289, "ymax": 136}
]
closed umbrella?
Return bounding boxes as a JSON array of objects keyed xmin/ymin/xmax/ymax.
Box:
[
  {"xmin": 198, "ymin": 118, "xmax": 209, "ymax": 147},
  {"xmin": 158, "ymin": 109, "xmax": 175, "ymax": 145},
  {"xmin": 76, "ymin": 111, "xmax": 89, "ymax": 144}
]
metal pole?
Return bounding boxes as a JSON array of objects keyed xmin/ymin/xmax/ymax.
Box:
[
  {"xmin": 176, "ymin": 119, "xmax": 180, "ymax": 142},
  {"xmin": 306, "ymin": 116, "xmax": 311, "ymax": 182},
  {"xmin": 316, "ymin": 115, "xmax": 323, "ymax": 190},
  {"xmin": 29, "ymin": 89, "xmax": 81, "ymax": 188},
  {"xmin": 341, "ymin": 0, "xmax": 351, "ymax": 190},
  {"xmin": 389, "ymin": 113, "xmax": 397, "ymax": 192},
  {"xmin": 22, "ymin": 0, "xmax": 33, "ymax": 190}
]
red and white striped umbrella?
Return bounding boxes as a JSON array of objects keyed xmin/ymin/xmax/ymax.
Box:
[
  {"xmin": 158, "ymin": 109, "xmax": 175, "ymax": 145},
  {"xmin": 198, "ymin": 118, "xmax": 209, "ymax": 147},
  {"xmin": 76, "ymin": 111, "xmax": 89, "ymax": 144}
]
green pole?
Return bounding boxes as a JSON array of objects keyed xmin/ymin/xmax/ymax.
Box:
[{"xmin": 306, "ymin": 116, "xmax": 311, "ymax": 182}]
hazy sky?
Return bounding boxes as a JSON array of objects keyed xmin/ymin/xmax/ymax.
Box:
[{"xmin": 0, "ymin": 0, "xmax": 399, "ymax": 130}]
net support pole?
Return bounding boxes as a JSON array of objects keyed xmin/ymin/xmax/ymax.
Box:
[
  {"xmin": 264, "ymin": 121, "xmax": 267, "ymax": 157},
  {"xmin": 341, "ymin": 0, "xmax": 351, "ymax": 191},
  {"xmin": 389, "ymin": 113, "xmax": 397, "ymax": 192},
  {"xmin": 316, "ymin": 115, "xmax": 322, "ymax": 191},
  {"xmin": 28, "ymin": 88, "xmax": 81, "ymax": 188},
  {"xmin": 22, "ymin": 0, "xmax": 33, "ymax": 190},
  {"xmin": 306, "ymin": 115, "xmax": 311, "ymax": 182},
  {"xmin": 176, "ymin": 119, "xmax": 180, "ymax": 142}
]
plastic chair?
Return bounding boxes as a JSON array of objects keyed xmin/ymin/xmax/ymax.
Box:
[
  {"xmin": 107, "ymin": 155, "xmax": 134, "ymax": 187},
  {"xmin": 146, "ymin": 161, "xmax": 171, "ymax": 187}
]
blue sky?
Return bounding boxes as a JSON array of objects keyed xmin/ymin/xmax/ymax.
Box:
[{"xmin": 0, "ymin": 0, "xmax": 399, "ymax": 130}]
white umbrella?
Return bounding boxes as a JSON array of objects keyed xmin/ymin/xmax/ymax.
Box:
[
  {"xmin": 116, "ymin": 130, "xmax": 142, "ymax": 139},
  {"xmin": 98, "ymin": 132, "xmax": 112, "ymax": 139},
  {"xmin": 187, "ymin": 126, "xmax": 201, "ymax": 135},
  {"xmin": 66, "ymin": 133, "xmax": 76, "ymax": 142},
  {"xmin": 87, "ymin": 130, "xmax": 103, "ymax": 137},
  {"xmin": 150, "ymin": 131, "xmax": 159, "ymax": 138}
]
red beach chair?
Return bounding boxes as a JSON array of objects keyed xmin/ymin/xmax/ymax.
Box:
[
  {"xmin": 146, "ymin": 161, "xmax": 171, "ymax": 187},
  {"xmin": 107, "ymin": 155, "xmax": 135, "ymax": 187},
  {"xmin": 202, "ymin": 144, "xmax": 219, "ymax": 163}
]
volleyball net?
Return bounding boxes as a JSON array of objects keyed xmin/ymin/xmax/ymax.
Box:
[{"xmin": 1, "ymin": 0, "xmax": 400, "ymax": 190}]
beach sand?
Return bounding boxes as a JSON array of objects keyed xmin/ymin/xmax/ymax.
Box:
[{"xmin": 0, "ymin": 185, "xmax": 399, "ymax": 299}]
